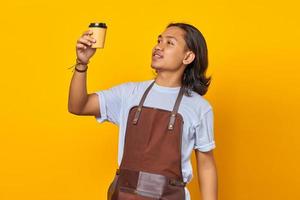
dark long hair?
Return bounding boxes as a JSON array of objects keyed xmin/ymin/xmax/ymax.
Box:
[{"xmin": 167, "ymin": 22, "xmax": 212, "ymax": 96}]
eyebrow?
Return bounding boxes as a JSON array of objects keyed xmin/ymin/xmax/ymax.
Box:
[{"xmin": 158, "ymin": 34, "xmax": 178, "ymax": 41}]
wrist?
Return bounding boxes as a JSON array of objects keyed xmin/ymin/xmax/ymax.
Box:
[
  {"xmin": 75, "ymin": 58, "xmax": 89, "ymax": 73},
  {"xmin": 76, "ymin": 58, "xmax": 89, "ymax": 65},
  {"xmin": 75, "ymin": 63, "xmax": 88, "ymax": 73}
]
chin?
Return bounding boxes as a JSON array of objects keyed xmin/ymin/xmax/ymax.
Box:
[
  {"xmin": 151, "ymin": 60, "xmax": 164, "ymax": 68},
  {"xmin": 150, "ymin": 63, "xmax": 159, "ymax": 70}
]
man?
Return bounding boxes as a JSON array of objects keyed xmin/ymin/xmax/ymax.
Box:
[{"xmin": 68, "ymin": 22, "xmax": 218, "ymax": 200}]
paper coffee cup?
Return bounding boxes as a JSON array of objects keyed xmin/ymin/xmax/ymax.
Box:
[{"xmin": 88, "ymin": 22, "xmax": 107, "ymax": 48}]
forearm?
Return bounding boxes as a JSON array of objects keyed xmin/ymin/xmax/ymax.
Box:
[
  {"xmin": 197, "ymin": 157, "xmax": 218, "ymax": 200},
  {"xmin": 68, "ymin": 64, "xmax": 88, "ymax": 114}
]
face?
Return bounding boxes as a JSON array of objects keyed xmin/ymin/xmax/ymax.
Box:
[{"xmin": 151, "ymin": 26, "xmax": 192, "ymax": 72}]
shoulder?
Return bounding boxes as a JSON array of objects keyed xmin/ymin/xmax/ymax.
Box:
[
  {"xmin": 109, "ymin": 79, "xmax": 153, "ymax": 97},
  {"xmin": 183, "ymin": 90, "xmax": 213, "ymax": 118},
  {"xmin": 130, "ymin": 79, "xmax": 154, "ymax": 91},
  {"xmin": 122, "ymin": 79, "xmax": 153, "ymax": 92}
]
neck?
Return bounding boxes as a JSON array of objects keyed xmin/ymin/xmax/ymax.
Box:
[{"xmin": 154, "ymin": 70, "xmax": 183, "ymax": 87}]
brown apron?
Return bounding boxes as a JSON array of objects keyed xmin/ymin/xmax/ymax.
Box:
[{"xmin": 107, "ymin": 80, "xmax": 187, "ymax": 200}]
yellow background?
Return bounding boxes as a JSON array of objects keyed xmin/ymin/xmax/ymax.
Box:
[{"xmin": 0, "ymin": 0, "xmax": 299, "ymax": 199}]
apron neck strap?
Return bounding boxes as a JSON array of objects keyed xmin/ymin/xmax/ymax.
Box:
[
  {"xmin": 168, "ymin": 86, "xmax": 185, "ymax": 130},
  {"xmin": 138, "ymin": 80, "xmax": 155, "ymax": 109},
  {"xmin": 132, "ymin": 81, "xmax": 155, "ymax": 124},
  {"xmin": 133, "ymin": 80, "xmax": 186, "ymax": 130}
]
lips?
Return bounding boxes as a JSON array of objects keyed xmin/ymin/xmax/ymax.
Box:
[{"xmin": 152, "ymin": 51, "xmax": 163, "ymax": 59}]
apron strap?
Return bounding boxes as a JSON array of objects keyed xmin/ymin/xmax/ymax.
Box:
[
  {"xmin": 132, "ymin": 80, "xmax": 155, "ymax": 124},
  {"xmin": 168, "ymin": 86, "xmax": 185, "ymax": 130},
  {"xmin": 169, "ymin": 178, "xmax": 187, "ymax": 187},
  {"xmin": 133, "ymin": 80, "xmax": 186, "ymax": 130}
]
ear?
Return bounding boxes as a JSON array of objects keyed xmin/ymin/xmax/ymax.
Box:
[{"xmin": 183, "ymin": 51, "xmax": 195, "ymax": 65}]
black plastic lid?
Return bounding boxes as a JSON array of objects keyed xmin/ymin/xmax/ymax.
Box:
[{"xmin": 89, "ymin": 23, "xmax": 107, "ymax": 28}]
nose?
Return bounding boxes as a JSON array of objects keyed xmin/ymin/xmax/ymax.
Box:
[{"xmin": 154, "ymin": 42, "xmax": 163, "ymax": 51}]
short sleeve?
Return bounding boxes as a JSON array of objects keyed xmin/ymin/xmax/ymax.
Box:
[
  {"xmin": 94, "ymin": 82, "xmax": 133, "ymax": 125},
  {"xmin": 193, "ymin": 108, "xmax": 216, "ymax": 152}
]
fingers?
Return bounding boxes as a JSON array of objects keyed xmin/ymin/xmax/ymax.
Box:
[
  {"xmin": 77, "ymin": 30, "xmax": 97, "ymax": 49},
  {"xmin": 76, "ymin": 43, "xmax": 88, "ymax": 50},
  {"xmin": 77, "ymin": 37, "xmax": 94, "ymax": 46},
  {"xmin": 82, "ymin": 29, "xmax": 93, "ymax": 36},
  {"xmin": 76, "ymin": 37, "xmax": 93, "ymax": 50}
]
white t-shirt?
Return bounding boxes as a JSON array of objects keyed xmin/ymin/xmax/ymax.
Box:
[{"xmin": 95, "ymin": 79, "xmax": 216, "ymax": 199}]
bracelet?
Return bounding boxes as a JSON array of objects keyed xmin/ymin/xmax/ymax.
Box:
[
  {"xmin": 66, "ymin": 59, "xmax": 90, "ymax": 73},
  {"xmin": 75, "ymin": 64, "xmax": 88, "ymax": 73}
]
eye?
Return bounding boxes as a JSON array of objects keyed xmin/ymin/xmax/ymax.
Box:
[
  {"xmin": 167, "ymin": 41, "xmax": 174, "ymax": 45},
  {"xmin": 157, "ymin": 39, "xmax": 161, "ymax": 43}
]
